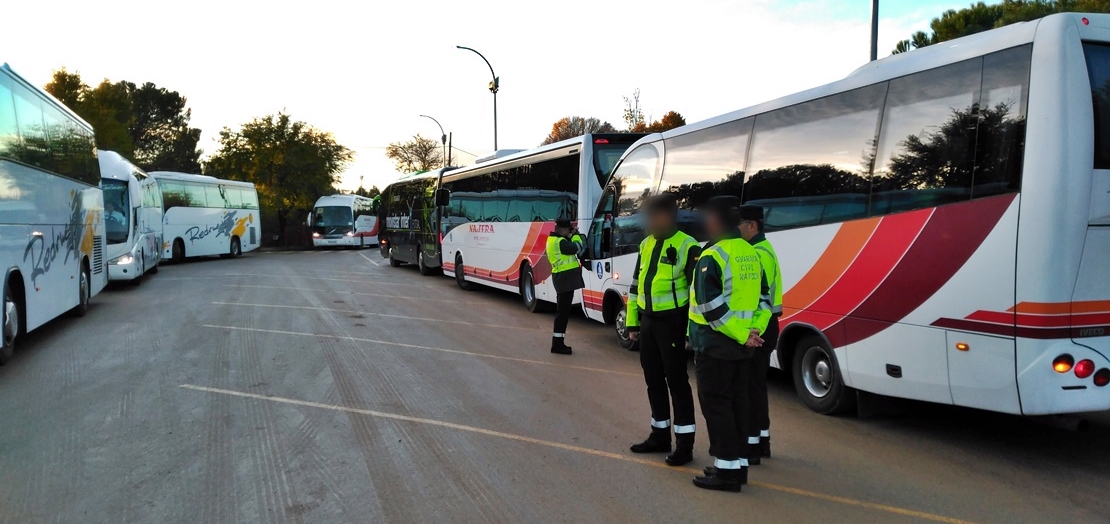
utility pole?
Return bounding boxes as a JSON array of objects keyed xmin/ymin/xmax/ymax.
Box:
[
  {"xmin": 870, "ymin": 0, "xmax": 879, "ymax": 61},
  {"xmin": 457, "ymin": 46, "xmax": 499, "ymax": 151}
]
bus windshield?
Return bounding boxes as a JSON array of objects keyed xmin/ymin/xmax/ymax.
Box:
[
  {"xmin": 313, "ymin": 206, "xmax": 353, "ymax": 227},
  {"xmin": 102, "ymin": 179, "xmax": 130, "ymax": 244},
  {"xmin": 593, "ymin": 145, "xmax": 628, "ymax": 185}
]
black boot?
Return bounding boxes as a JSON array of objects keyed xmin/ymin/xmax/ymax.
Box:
[
  {"xmin": 692, "ymin": 467, "xmax": 746, "ymax": 492},
  {"xmin": 760, "ymin": 436, "xmax": 771, "ymax": 458},
  {"xmin": 749, "ymin": 442, "xmax": 762, "ymax": 466},
  {"xmin": 550, "ymin": 336, "xmax": 572, "ymax": 355},
  {"xmin": 629, "ymin": 428, "xmax": 671, "ymax": 454},
  {"xmin": 702, "ymin": 466, "xmax": 749, "ymax": 484},
  {"xmin": 665, "ymin": 433, "xmax": 694, "ymax": 466}
]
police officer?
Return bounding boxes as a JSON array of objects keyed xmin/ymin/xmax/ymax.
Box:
[
  {"xmin": 546, "ymin": 219, "xmax": 585, "ymax": 355},
  {"xmin": 740, "ymin": 205, "xmax": 781, "ymax": 463},
  {"xmin": 626, "ymin": 194, "xmax": 701, "ymax": 466},
  {"xmin": 689, "ymin": 196, "xmax": 770, "ymax": 492}
]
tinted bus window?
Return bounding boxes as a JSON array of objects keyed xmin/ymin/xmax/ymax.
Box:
[
  {"xmin": 660, "ymin": 118, "xmax": 753, "ymax": 240},
  {"xmin": 0, "ymin": 75, "xmax": 16, "ymax": 159},
  {"xmin": 974, "ymin": 45, "xmax": 1031, "ymax": 197},
  {"xmin": 745, "ymin": 83, "xmax": 885, "ymax": 230},
  {"xmin": 1086, "ymin": 43, "xmax": 1110, "ymax": 170},
  {"xmin": 609, "ymin": 144, "xmax": 659, "ymax": 255}
]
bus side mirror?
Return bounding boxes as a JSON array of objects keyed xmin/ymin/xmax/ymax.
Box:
[
  {"xmin": 434, "ymin": 188, "xmax": 450, "ymax": 207},
  {"xmin": 306, "ymin": 212, "xmax": 313, "ymax": 227}
]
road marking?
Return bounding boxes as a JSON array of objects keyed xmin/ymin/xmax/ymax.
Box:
[
  {"xmin": 212, "ymin": 301, "xmax": 546, "ymax": 332},
  {"xmin": 224, "ymin": 284, "xmax": 469, "ymax": 304},
  {"xmin": 179, "ymin": 384, "xmax": 980, "ymax": 524},
  {"xmin": 358, "ymin": 251, "xmax": 380, "ymax": 266},
  {"xmin": 202, "ymin": 324, "xmax": 638, "ymax": 377},
  {"xmin": 161, "ymin": 274, "xmax": 433, "ymax": 288}
]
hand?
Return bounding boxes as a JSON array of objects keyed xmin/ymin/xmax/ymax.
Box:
[
  {"xmin": 629, "ymin": 331, "xmax": 639, "ymax": 342},
  {"xmin": 745, "ymin": 334, "xmax": 765, "ymax": 347},
  {"xmin": 685, "ymin": 340, "xmax": 692, "ymax": 351}
]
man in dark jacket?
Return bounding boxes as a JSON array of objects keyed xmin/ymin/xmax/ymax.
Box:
[{"xmin": 546, "ymin": 219, "xmax": 585, "ymax": 355}]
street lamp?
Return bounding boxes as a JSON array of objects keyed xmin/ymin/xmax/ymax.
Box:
[
  {"xmin": 456, "ymin": 45, "xmax": 499, "ymax": 151},
  {"xmin": 870, "ymin": 0, "xmax": 879, "ymax": 61},
  {"xmin": 419, "ymin": 114, "xmax": 448, "ymax": 167}
]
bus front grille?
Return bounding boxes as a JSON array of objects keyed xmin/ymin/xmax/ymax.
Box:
[{"xmin": 92, "ymin": 236, "xmax": 104, "ymax": 274}]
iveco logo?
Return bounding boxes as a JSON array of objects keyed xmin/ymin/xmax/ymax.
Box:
[{"xmin": 1078, "ymin": 327, "xmax": 1106, "ymax": 337}]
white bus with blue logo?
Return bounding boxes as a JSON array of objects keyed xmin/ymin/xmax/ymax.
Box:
[
  {"xmin": 0, "ymin": 63, "xmax": 108, "ymax": 363},
  {"xmin": 149, "ymin": 171, "xmax": 260, "ymax": 262},
  {"xmin": 99, "ymin": 150, "xmax": 163, "ymax": 283}
]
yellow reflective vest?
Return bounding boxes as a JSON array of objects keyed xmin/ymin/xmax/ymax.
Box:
[
  {"xmin": 546, "ymin": 235, "xmax": 581, "ymax": 274},
  {"xmin": 626, "ymin": 231, "xmax": 699, "ymax": 330},
  {"xmin": 752, "ymin": 234, "xmax": 783, "ymax": 316},
  {"xmin": 689, "ymin": 236, "xmax": 770, "ymax": 354}
]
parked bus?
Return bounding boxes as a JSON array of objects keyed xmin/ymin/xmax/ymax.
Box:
[
  {"xmin": 0, "ymin": 63, "xmax": 108, "ymax": 362},
  {"xmin": 378, "ymin": 169, "xmax": 453, "ymax": 274},
  {"xmin": 148, "ymin": 171, "xmax": 260, "ymax": 261},
  {"xmin": 98, "ymin": 150, "xmax": 162, "ymax": 283},
  {"xmin": 308, "ymin": 194, "xmax": 378, "ymax": 248},
  {"xmin": 584, "ymin": 13, "xmax": 1110, "ymax": 416},
  {"xmin": 439, "ymin": 134, "xmax": 642, "ymax": 311}
]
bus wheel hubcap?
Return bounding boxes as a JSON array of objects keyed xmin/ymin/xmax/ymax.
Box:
[
  {"xmin": 802, "ymin": 347, "xmax": 832, "ymax": 398},
  {"xmin": 523, "ymin": 274, "xmax": 533, "ymax": 303},
  {"xmin": 80, "ymin": 273, "xmax": 88, "ymax": 304},
  {"xmin": 615, "ymin": 310, "xmax": 628, "ymax": 340},
  {"xmin": 4, "ymin": 296, "xmax": 17, "ymax": 344}
]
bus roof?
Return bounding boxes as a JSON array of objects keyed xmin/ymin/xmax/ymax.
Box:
[
  {"xmin": 98, "ymin": 150, "xmax": 148, "ymax": 182},
  {"xmin": 148, "ymin": 171, "xmax": 256, "ymax": 189},
  {"xmin": 314, "ymin": 193, "xmax": 372, "ymax": 206},
  {"xmin": 652, "ymin": 13, "xmax": 1057, "ymax": 145},
  {"xmin": 0, "ymin": 63, "xmax": 95, "ymax": 133},
  {"xmin": 442, "ymin": 133, "xmax": 643, "ymax": 183}
]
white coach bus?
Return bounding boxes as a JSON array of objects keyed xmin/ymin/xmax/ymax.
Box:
[
  {"xmin": 308, "ymin": 193, "xmax": 378, "ymax": 248},
  {"xmin": 0, "ymin": 63, "xmax": 108, "ymax": 363},
  {"xmin": 149, "ymin": 171, "xmax": 260, "ymax": 262},
  {"xmin": 99, "ymin": 151, "xmax": 162, "ymax": 283},
  {"xmin": 440, "ymin": 134, "xmax": 642, "ymax": 312},
  {"xmin": 584, "ymin": 13, "xmax": 1110, "ymax": 416}
]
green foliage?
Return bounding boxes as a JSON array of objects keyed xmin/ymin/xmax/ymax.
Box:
[
  {"xmin": 892, "ymin": 0, "xmax": 1110, "ymax": 55},
  {"xmin": 542, "ymin": 116, "xmax": 618, "ymax": 145},
  {"xmin": 204, "ymin": 112, "xmax": 353, "ymax": 214},
  {"xmin": 43, "ymin": 69, "xmax": 202, "ymax": 172},
  {"xmin": 386, "ymin": 134, "xmax": 443, "ymax": 172}
]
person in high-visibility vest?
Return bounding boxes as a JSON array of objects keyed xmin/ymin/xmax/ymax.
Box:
[
  {"xmin": 739, "ymin": 205, "xmax": 781, "ymax": 464},
  {"xmin": 626, "ymin": 194, "xmax": 702, "ymax": 466},
  {"xmin": 689, "ymin": 196, "xmax": 770, "ymax": 493},
  {"xmin": 546, "ymin": 219, "xmax": 585, "ymax": 355}
]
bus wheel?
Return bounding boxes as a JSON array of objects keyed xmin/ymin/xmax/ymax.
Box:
[
  {"xmin": 454, "ymin": 255, "xmax": 471, "ymax": 291},
  {"xmin": 614, "ymin": 308, "xmax": 638, "ymax": 351},
  {"xmin": 418, "ymin": 251, "xmax": 435, "ymax": 276},
  {"xmin": 389, "ymin": 255, "xmax": 402, "ymax": 268},
  {"xmin": 520, "ymin": 265, "xmax": 542, "ymax": 313},
  {"xmin": 0, "ymin": 278, "xmax": 19, "ymax": 365},
  {"xmin": 172, "ymin": 239, "xmax": 185, "ymax": 264},
  {"xmin": 230, "ymin": 237, "xmax": 242, "ymax": 258},
  {"xmin": 792, "ymin": 335, "xmax": 856, "ymax": 415},
  {"xmin": 73, "ymin": 265, "xmax": 90, "ymax": 318}
]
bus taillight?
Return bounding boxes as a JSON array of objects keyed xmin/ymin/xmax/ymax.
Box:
[
  {"xmin": 1094, "ymin": 369, "xmax": 1110, "ymax": 387},
  {"xmin": 1074, "ymin": 359, "xmax": 1096, "ymax": 379},
  {"xmin": 594, "ymin": 138, "xmax": 610, "ymax": 144},
  {"xmin": 1053, "ymin": 354, "xmax": 1074, "ymax": 373}
]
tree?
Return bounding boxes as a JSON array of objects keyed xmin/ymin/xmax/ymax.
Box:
[
  {"xmin": 542, "ymin": 116, "xmax": 617, "ymax": 145},
  {"xmin": 893, "ymin": 1, "xmax": 1110, "ymax": 54},
  {"xmin": 205, "ymin": 112, "xmax": 353, "ymax": 215},
  {"xmin": 646, "ymin": 111, "xmax": 687, "ymax": 133},
  {"xmin": 43, "ymin": 70, "xmax": 202, "ymax": 172},
  {"xmin": 385, "ymin": 134, "xmax": 442, "ymax": 173},
  {"xmin": 623, "ymin": 89, "xmax": 645, "ymax": 131}
]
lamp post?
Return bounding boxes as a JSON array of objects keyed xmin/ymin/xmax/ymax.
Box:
[
  {"xmin": 419, "ymin": 114, "xmax": 448, "ymax": 167},
  {"xmin": 456, "ymin": 45, "xmax": 499, "ymax": 151},
  {"xmin": 870, "ymin": 0, "xmax": 879, "ymax": 61}
]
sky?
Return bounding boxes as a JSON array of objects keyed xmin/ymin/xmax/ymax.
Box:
[{"xmin": 2, "ymin": 0, "xmax": 968, "ymax": 192}]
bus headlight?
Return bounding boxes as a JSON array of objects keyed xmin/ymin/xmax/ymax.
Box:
[
  {"xmin": 312, "ymin": 232, "xmax": 321, "ymax": 238},
  {"xmin": 345, "ymin": 231, "xmax": 355, "ymax": 237},
  {"xmin": 112, "ymin": 254, "xmax": 134, "ymax": 266}
]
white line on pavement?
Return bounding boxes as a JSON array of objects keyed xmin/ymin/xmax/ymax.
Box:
[
  {"xmin": 358, "ymin": 251, "xmax": 380, "ymax": 266},
  {"xmin": 211, "ymin": 301, "xmax": 545, "ymax": 331},
  {"xmin": 201, "ymin": 324, "xmax": 638, "ymax": 377}
]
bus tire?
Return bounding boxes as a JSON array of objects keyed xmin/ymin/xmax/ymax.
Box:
[
  {"xmin": 520, "ymin": 264, "xmax": 545, "ymax": 313},
  {"xmin": 389, "ymin": 255, "xmax": 402, "ymax": 268},
  {"xmin": 0, "ymin": 275, "xmax": 20, "ymax": 365},
  {"xmin": 454, "ymin": 254, "xmax": 471, "ymax": 291},
  {"xmin": 417, "ymin": 250, "xmax": 432, "ymax": 276},
  {"xmin": 792, "ymin": 334, "xmax": 856, "ymax": 415},
  {"xmin": 73, "ymin": 264, "xmax": 90, "ymax": 318},
  {"xmin": 614, "ymin": 307, "xmax": 638, "ymax": 351},
  {"xmin": 230, "ymin": 237, "xmax": 242, "ymax": 258},
  {"xmin": 172, "ymin": 239, "xmax": 185, "ymax": 264}
]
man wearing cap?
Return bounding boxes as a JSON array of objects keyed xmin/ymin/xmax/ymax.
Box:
[
  {"xmin": 627, "ymin": 194, "xmax": 702, "ymax": 466},
  {"xmin": 688, "ymin": 196, "xmax": 770, "ymax": 492},
  {"xmin": 739, "ymin": 205, "xmax": 781, "ymax": 463},
  {"xmin": 546, "ymin": 219, "xmax": 585, "ymax": 355}
]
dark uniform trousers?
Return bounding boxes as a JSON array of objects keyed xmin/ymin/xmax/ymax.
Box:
[
  {"xmin": 639, "ymin": 311, "xmax": 695, "ymax": 429},
  {"xmin": 695, "ymin": 354, "xmax": 752, "ymax": 461},
  {"xmin": 750, "ymin": 316, "xmax": 780, "ymax": 439},
  {"xmin": 554, "ymin": 291, "xmax": 575, "ymax": 335}
]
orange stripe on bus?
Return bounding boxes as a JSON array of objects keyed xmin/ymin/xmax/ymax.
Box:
[
  {"xmin": 1009, "ymin": 300, "xmax": 1110, "ymax": 315},
  {"xmin": 782, "ymin": 218, "xmax": 880, "ymax": 314}
]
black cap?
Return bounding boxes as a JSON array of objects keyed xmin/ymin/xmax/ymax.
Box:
[
  {"xmin": 555, "ymin": 219, "xmax": 573, "ymax": 229},
  {"xmin": 646, "ymin": 193, "xmax": 678, "ymax": 215},
  {"xmin": 740, "ymin": 205, "xmax": 764, "ymax": 221},
  {"xmin": 705, "ymin": 196, "xmax": 742, "ymax": 228}
]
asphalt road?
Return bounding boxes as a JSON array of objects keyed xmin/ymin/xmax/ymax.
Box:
[{"xmin": 0, "ymin": 249, "xmax": 1107, "ymax": 524}]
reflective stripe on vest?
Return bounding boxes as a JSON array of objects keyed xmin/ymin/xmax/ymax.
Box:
[
  {"xmin": 689, "ymin": 240, "xmax": 762, "ymax": 337},
  {"xmin": 634, "ymin": 231, "xmax": 697, "ymax": 313},
  {"xmin": 546, "ymin": 236, "xmax": 579, "ymax": 274},
  {"xmin": 754, "ymin": 240, "xmax": 783, "ymax": 314}
]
